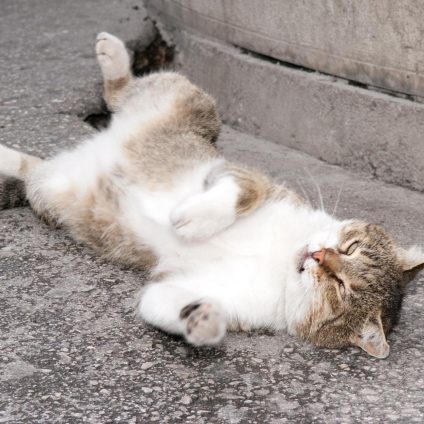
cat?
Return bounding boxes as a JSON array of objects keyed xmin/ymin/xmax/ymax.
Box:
[{"xmin": 1, "ymin": 32, "xmax": 423, "ymax": 359}]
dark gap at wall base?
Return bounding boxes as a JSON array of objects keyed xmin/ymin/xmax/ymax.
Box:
[{"xmin": 237, "ymin": 45, "xmax": 422, "ymax": 104}]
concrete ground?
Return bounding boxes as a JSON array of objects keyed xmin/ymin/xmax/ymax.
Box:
[{"xmin": 1, "ymin": 1, "xmax": 424, "ymax": 423}]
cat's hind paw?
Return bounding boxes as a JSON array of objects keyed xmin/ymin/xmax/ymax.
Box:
[
  {"xmin": 180, "ymin": 302, "xmax": 226, "ymax": 346},
  {"xmin": 96, "ymin": 32, "xmax": 130, "ymax": 81}
]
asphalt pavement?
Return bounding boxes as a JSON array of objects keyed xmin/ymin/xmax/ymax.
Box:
[{"xmin": 1, "ymin": 1, "xmax": 424, "ymax": 423}]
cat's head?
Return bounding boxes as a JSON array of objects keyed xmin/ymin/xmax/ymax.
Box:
[{"xmin": 292, "ymin": 220, "xmax": 424, "ymax": 358}]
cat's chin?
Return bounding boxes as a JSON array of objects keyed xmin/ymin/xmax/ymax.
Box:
[{"xmin": 296, "ymin": 246, "xmax": 313, "ymax": 273}]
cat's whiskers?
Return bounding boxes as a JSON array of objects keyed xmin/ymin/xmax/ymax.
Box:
[
  {"xmin": 304, "ymin": 168, "xmax": 325, "ymax": 212},
  {"xmin": 295, "ymin": 180, "xmax": 313, "ymax": 208},
  {"xmin": 331, "ymin": 182, "xmax": 345, "ymax": 218}
]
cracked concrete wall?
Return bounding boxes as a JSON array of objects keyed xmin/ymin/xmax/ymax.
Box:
[
  {"xmin": 146, "ymin": 0, "xmax": 424, "ymax": 98},
  {"xmin": 146, "ymin": 1, "xmax": 424, "ymax": 192}
]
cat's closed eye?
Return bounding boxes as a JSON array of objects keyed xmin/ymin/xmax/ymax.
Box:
[{"xmin": 344, "ymin": 241, "xmax": 360, "ymax": 255}]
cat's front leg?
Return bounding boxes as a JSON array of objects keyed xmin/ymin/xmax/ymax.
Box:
[
  {"xmin": 170, "ymin": 163, "xmax": 275, "ymax": 240},
  {"xmin": 180, "ymin": 302, "xmax": 226, "ymax": 346},
  {"xmin": 170, "ymin": 175, "xmax": 239, "ymax": 240},
  {"xmin": 138, "ymin": 282, "xmax": 226, "ymax": 346}
]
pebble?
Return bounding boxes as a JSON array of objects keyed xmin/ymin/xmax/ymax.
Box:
[
  {"xmin": 141, "ymin": 362, "xmax": 155, "ymax": 370},
  {"xmin": 180, "ymin": 395, "xmax": 192, "ymax": 405}
]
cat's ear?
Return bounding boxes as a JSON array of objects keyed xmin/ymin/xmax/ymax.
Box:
[
  {"xmin": 350, "ymin": 315, "xmax": 389, "ymax": 359},
  {"xmin": 396, "ymin": 245, "xmax": 424, "ymax": 286}
]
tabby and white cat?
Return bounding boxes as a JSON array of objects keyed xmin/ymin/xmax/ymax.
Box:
[{"xmin": 1, "ymin": 33, "xmax": 423, "ymax": 358}]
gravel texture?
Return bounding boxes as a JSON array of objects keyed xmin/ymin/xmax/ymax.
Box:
[{"xmin": 1, "ymin": 1, "xmax": 424, "ymax": 423}]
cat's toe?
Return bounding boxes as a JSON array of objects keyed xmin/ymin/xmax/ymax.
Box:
[
  {"xmin": 96, "ymin": 32, "xmax": 124, "ymax": 47},
  {"xmin": 170, "ymin": 200, "xmax": 235, "ymax": 240},
  {"xmin": 96, "ymin": 32, "xmax": 112, "ymax": 42},
  {"xmin": 95, "ymin": 32, "xmax": 130, "ymax": 80},
  {"xmin": 171, "ymin": 213, "xmax": 208, "ymax": 240},
  {"xmin": 181, "ymin": 303, "xmax": 226, "ymax": 346}
]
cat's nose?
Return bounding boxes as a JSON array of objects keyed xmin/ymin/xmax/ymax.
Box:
[
  {"xmin": 312, "ymin": 248, "xmax": 327, "ymax": 265},
  {"xmin": 312, "ymin": 248, "xmax": 341, "ymax": 271}
]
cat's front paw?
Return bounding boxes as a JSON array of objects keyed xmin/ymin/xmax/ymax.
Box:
[
  {"xmin": 170, "ymin": 196, "xmax": 236, "ymax": 240},
  {"xmin": 180, "ymin": 302, "xmax": 226, "ymax": 346},
  {"xmin": 96, "ymin": 32, "xmax": 130, "ymax": 80}
]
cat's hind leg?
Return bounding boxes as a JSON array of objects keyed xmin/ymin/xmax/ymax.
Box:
[
  {"xmin": 138, "ymin": 282, "xmax": 227, "ymax": 346},
  {"xmin": 96, "ymin": 32, "xmax": 132, "ymax": 111}
]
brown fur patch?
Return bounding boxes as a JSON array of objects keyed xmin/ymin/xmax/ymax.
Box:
[
  {"xmin": 29, "ymin": 170, "xmax": 157, "ymax": 270},
  {"xmin": 69, "ymin": 174, "xmax": 157, "ymax": 269},
  {"xmin": 121, "ymin": 80, "xmax": 220, "ymax": 189},
  {"xmin": 205, "ymin": 163, "xmax": 305, "ymax": 217},
  {"xmin": 104, "ymin": 75, "xmax": 132, "ymax": 111}
]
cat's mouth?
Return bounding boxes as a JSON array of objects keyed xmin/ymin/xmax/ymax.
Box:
[
  {"xmin": 297, "ymin": 246, "xmax": 321, "ymax": 273},
  {"xmin": 297, "ymin": 247, "xmax": 311, "ymax": 273}
]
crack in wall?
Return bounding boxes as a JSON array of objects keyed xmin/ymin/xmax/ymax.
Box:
[{"xmin": 236, "ymin": 46, "xmax": 423, "ymax": 104}]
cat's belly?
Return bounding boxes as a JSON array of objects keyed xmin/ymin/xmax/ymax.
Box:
[
  {"xmin": 146, "ymin": 202, "xmax": 293, "ymax": 329},
  {"xmin": 119, "ymin": 160, "xmax": 225, "ymax": 262}
]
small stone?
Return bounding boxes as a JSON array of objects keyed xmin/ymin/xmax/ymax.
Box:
[
  {"xmin": 180, "ymin": 395, "xmax": 192, "ymax": 405},
  {"xmin": 103, "ymin": 278, "xmax": 116, "ymax": 283},
  {"xmin": 142, "ymin": 387, "xmax": 153, "ymax": 394},
  {"xmin": 78, "ymin": 285, "xmax": 96, "ymax": 292},
  {"xmin": 141, "ymin": 362, "xmax": 154, "ymax": 370},
  {"xmin": 0, "ymin": 246, "xmax": 14, "ymax": 258},
  {"xmin": 58, "ymin": 352, "xmax": 71, "ymax": 364}
]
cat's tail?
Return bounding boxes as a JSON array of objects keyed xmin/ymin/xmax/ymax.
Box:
[{"xmin": 0, "ymin": 144, "xmax": 42, "ymax": 210}]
